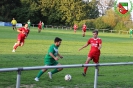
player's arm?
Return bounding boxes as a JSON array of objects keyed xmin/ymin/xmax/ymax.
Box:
[
  {"xmin": 98, "ymin": 39, "xmax": 102, "ymax": 50},
  {"xmin": 79, "ymin": 43, "xmax": 88, "ymax": 51},
  {"xmin": 49, "ymin": 52, "xmax": 58, "ymax": 60},
  {"xmin": 98, "ymin": 44, "xmax": 102, "ymax": 50},
  {"xmin": 17, "ymin": 28, "xmax": 25, "ymax": 34},
  {"xmin": 57, "ymin": 53, "xmax": 63, "ymax": 59},
  {"xmin": 17, "ymin": 28, "xmax": 22, "ymax": 33},
  {"xmin": 25, "ymin": 30, "xmax": 30, "ymax": 37}
]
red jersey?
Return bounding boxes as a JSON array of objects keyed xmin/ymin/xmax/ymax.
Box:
[
  {"xmin": 38, "ymin": 22, "xmax": 42, "ymax": 29},
  {"xmin": 18, "ymin": 27, "xmax": 29, "ymax": 38},
  {"xmin": 87, "ymin": 38, "xmax": 102, "ymax": 53},
  {"xmin": 82, "ymin": 25, "xmax": 87, "ymax": 30},
  {"xmin": 73, "ymin": 25, "xmax": 78, "ymax": 30}
]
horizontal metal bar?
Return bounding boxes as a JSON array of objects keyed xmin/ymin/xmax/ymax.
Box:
[{"xmin": 0, "ymin": 62, "xmax": 133, "ymax": 72}]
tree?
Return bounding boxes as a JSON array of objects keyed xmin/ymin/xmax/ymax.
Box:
[
  {"xmin": 102, "ymin": 9, "xmax": 117, "ymax": 29},
  {"xmin": 94, "ymin": 17, "xmax": 109, "ymax": 29},
  {"xmin": 0, "ymin": 0, "xmax": 21, "ymax": 21}
]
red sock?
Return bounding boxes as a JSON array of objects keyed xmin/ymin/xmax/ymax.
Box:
[
  {"xmin": 84, "ymin": 62, "xmax": 88, "ymax": 74},
  {"xmin": 84, "ymin": 67, "xmax": 88, "ymax": 74}
]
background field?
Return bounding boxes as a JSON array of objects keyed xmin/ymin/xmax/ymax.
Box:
[{"xmin": 0, "ymin": 26, "xmax": 133, "ymax": 88}]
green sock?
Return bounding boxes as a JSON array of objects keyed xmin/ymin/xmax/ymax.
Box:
[
  {"xmin": 37, "ymin": 70, "xmax": 44, "ymax": 78},
  {"xmin": 51, "ymin": 69, "xmax": 59, "ymax": 74}
]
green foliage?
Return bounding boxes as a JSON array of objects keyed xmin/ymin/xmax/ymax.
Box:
[
  {"xmin": 114, "ymin": 22, "xmax": 128, "ymax": 31},
  {"xmin": 0, "ymin": 0, "xmax": 21, "ymax": 21},
  {"xmin": 0, "ymin": 0, "xmax": 99, "ymax": 25},
  {"xmin": 102, "ymin": 9, "xmax": 117, "ymax": 29},
  {"xmin": 94, "ymin": 17, "xmax": 109, "ymax": 29},
  {"xmin": 76, "ymin": 19, "xmax": 95, "ymax": 30}
]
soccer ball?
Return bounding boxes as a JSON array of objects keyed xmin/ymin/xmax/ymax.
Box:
[{"xmin": 64, "ymin": 74, "xmax": 72, "ymax": 81}]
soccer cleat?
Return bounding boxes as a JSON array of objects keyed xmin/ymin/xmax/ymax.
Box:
[
  {"xmin": 48, "ymin": 72, "xmax": 52, "ymax": 79},
  {"xmin": 12, "ymin": 49, "xmax": 15, "ymax": 52},
  {"xmin": 34, "ymin": 77, "xmax": 39, "ymax": 81},
  {"xmin": 82, "ymin": 73, "xmax": 86, "ymax": 77}
]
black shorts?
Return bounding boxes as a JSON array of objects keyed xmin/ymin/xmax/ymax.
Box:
[{"xmin": 12, "ymin": 25, "xmax": 16, "ymax": 27}]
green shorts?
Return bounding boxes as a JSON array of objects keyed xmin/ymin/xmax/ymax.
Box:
[{"xmin": 45, "ymin": 61, "xmax": 58, "ymax": 66}]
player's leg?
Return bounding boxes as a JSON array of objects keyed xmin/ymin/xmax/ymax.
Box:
[
  {"xmin": 12, "ymin": 25, "xmax": 15, "ymax": 30},
  {"xmin": 51, "ymin": 63, "xmax": 63, "ymax": 74},
  {"xmin": 38, "ymin": 28, "xmax": 40, "ymax": 33},
  {"xmin": 20, "ymin": 39, "xmax": 25, "ymax": 47},
  {"xmin": 48, "ymin": 62, "xmax": 63, "ymax": 79},
  {"xmin": 12, "ymin": 40, "xmax": 20, "ymax": 52},
  {"xmin": 82, "ymin": 30, "xmax": 85, "ymax": 37},
  {"xmin": 82, "ymin": 56, "xmax": 91, "ymax": 76},
  {"xmin": 84, "ymin": 30, "xmax": 86, "ymax": 37},
  {"xmin": 14, "ymin": 25, "xmax": 17, "ymax": 30},
  {"xmin": 130, "ymin": 34, "xmax": 132, "ymax": 38},
  {"xmin": 35, "ymin": 68, "xmax": 48, "ymax": 81},
  {"xmin": 93, "ymin": 54, "xmax": 100, "ymax": 75},
  {"xmin": 35, "ymin": 60, "xmax": 51, "ymax": 81},
  {"xmin": 74, "ymin": 29, "xmax": 76, "ymax": 33},
  {"xmin": 40, "ymin": 27, "xmax": 42, "ymax": 32},
  {"xmin": 12, "ymin": 35, "xmax": 22, "ymax": 52}
]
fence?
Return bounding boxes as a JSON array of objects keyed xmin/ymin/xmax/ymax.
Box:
[{"xmin": 0, "ymin": 62, "xmax": 133, "ymax": 88}]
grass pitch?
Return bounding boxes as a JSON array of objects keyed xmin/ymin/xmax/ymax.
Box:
[{"xmin": 0, "ymin": 26, "xmax": 133, "ymax": 88}]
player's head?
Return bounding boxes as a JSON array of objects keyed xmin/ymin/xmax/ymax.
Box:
[
  {"xmin": 93, "ymin": 30, "xmax": 98, "ymax": 38},
  {"xmin": 54, "ymin": 37, "xmax": 62, "ymax": 47},
  {"xmin": 24, "ymin": 23, "xmax": 28, "ymax": 28}
]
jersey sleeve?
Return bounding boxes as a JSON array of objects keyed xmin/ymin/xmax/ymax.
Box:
[
  {"xmin": 99, "ymin": 39, "xmax": 102, "ymax": 44},
  {"xmin": 48, "ymin": 46, "xmax": 54, "ymax": 54},
  {"xmin": 27, "ymin": 30, "xmax": 30, "ymax": 35},
  {"xmin": 87, "ymin": 39, "xmax": 91, "ymax": 44},
  {"xmin": 18, "ymin": 28, "xmax": 22, "ymax": 31}
]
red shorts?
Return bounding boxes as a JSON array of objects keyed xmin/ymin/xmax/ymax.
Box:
[
  {"xmin": 74, "ymin": 28, "xmax": 77, "ymax": 30},
  {"xmin": 38, "ymin": 26, "xmax": 42, "ymax": 29},
  {"xmin": 17, "ymin": 34, "xmax": 25, "ymax": 44},
  {"xmin": 82, "ymin": 29, "xmax": 86, "ymax": 32},
  {"xmin": 88, "ymin": 52, "xmax": 100, "ymax": 63}
]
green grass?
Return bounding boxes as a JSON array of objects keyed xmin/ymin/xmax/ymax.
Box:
[{"xmin": 0, "ymin": 26, "xmax": 133, "ymax": 88}]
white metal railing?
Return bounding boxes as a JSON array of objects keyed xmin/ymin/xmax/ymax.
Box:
[{"xmin": 0, "ymin": 62, "xmax": 133, "ymax": 88}]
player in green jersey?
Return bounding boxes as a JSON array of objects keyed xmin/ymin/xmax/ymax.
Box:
[
  {"xmin": 27, "ymin": 19, "xmax": 31, "ymax": 29},
  {"xmin": 129, "ymin": 28, "xmax": 133, "ymax": 38},
  {"xmin": 42, "ymin": 22, "xmax": 44, "ymax": 30},
  {"xmin": 34, "ymin": 37, "xmax": 63, "ymax": 81}
]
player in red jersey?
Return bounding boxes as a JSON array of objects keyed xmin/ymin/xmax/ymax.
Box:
[
  {"xmin": 82, "ymin": 24, "xmax": 87, "ymax": 37},
  {"xmin": 38, "ymin": 21, "xmax": 42, "ymax": 33},
  {"xmin": 79, "ymin": 30, "xmax": 102, "ymax": 76},
  {"xmin": 73, "ymin": 24, "xmax": 78, "ymax": 33},
  {"xmin": 12, "ymin": 24, "xmax": 30, "ymax": 52}
]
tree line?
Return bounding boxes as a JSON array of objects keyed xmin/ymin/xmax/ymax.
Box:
[{"xmin": 0, "ymin": 0, "xmax": 132, "ymax": 30}]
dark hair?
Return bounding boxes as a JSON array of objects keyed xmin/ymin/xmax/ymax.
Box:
[
  {"xmin": 54, "ymin": 37, "xmax": 62, "ymax": 42},
  {"xmin": 93, "ymin": 30, "xmax": 98, "ymax": 35}
]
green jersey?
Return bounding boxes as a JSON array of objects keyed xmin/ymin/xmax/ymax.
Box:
[
  {"xmin": 27, "ymin": 21, "xmax": 31, "ymax": 27},
  {"xmin": 44, "ymin": 44, "xmax": 58, "ymax": 65},
  {"xmin": 42, "ymin": 22, "xmax": 44, "ymax": 29},
  {"xmin": 129, "ymin": 29, "xmax": 132, "ymax": 34}
]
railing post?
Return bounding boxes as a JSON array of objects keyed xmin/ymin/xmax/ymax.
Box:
[
  {"xmin": 16, "ymin": 70, "xmax": 21, "ymax": 88},
  {"xmin": 94, "ymin": 66, "xmax": 98, "ymax": 88}
]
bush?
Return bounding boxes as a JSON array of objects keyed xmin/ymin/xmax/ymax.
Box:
[
  {"xmin": 94, "ymin": 17, "xmax": 109, "ymax": 29},
  {"xmin": 114, "ymin": 22, "xmax": 128, "ymax": 31}
]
